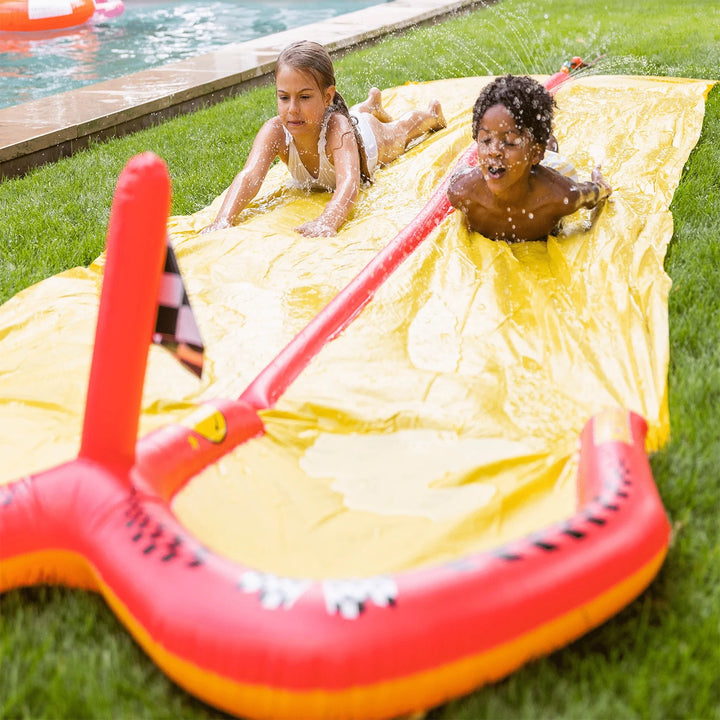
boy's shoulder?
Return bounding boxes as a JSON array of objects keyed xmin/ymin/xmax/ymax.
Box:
[
  {"xmin": 447, "ymin": 165, "xmax": 482, "ymax": 210},
  {"xmin": 448, "ymin": 164, "xmax": 484, "ymax": 194},
  {"xmin": 532, "ymin": 163, "xmax": 578, "ymax": 200}
]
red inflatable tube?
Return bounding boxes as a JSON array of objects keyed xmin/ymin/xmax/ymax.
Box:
[
  {"xmin": 0, "ymin": 67, "xmax": 671, "ymax": 719},
  {"xmin": 80, "ymin": 152, "xmax": 171, "ymax": 473}
]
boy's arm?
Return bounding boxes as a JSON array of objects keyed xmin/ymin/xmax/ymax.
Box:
[{"xmin": 573, "ymin": 166, "xmax": 612, "ymax": 210}]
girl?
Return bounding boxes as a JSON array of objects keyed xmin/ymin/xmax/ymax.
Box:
[{"xmin": 204, "ymin": 40, "xmax": 447, "ymax": 237}]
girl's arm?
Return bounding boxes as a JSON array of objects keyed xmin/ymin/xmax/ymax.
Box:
[
  {"xmin": 295, "ymin": 114, "xmax": 361, "ymax": 237},
  {"xmin": 203, "ymin": 118, "xmax": 285, "ymax": 232}
]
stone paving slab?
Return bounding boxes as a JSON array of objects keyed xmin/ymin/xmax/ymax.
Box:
[{"xmin": 0, "ymin": 0, "xmax": 487, "ymax": 179}]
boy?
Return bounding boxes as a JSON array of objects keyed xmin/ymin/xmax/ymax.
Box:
[{"xmin": 447, "ymin": 74, "xmax": 612, "ymax": 242}]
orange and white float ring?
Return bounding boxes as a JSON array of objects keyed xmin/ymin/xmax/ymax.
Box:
[{"xmin": 0, "ymin": 0, "xmax": 114, "ymax": 31}]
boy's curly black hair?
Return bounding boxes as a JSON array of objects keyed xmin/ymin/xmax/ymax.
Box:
[{"xmin": 472, "ymin": 74, "xmax": 556, "ymax": 145}]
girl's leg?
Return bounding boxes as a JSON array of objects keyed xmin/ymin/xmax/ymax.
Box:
[
  {"xmin": 368, "ymin": 100, "xmax": 446, "ymax": 165},
  {"xmin": 351, "ymin": 87, "xmax": 393, "ymax": 123}
]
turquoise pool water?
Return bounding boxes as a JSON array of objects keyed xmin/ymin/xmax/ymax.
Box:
[{"xmin": 0, "ymin": 0, "xmax": 389, "ymax": 110}]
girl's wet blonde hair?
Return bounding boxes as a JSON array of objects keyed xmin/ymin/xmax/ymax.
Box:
[{"xmin": 275, "ymin": 40, "xmax": 372, "ymax": 182}]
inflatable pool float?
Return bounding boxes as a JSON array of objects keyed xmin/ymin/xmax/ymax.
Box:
[
  {"xmin": 0, "ymin": 0, "xmax": 123, "ymax": 31},
  {"xmin": 92, "ymin": 0, "xmax": 123, "ymax": 20},
  {"xmin": 0, "ymin": 72, "xmax": 713, "ymax": 718}
]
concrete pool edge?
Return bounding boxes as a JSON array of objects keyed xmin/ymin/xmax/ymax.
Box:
[{"xmin": 0, "ymin": 0, "xmax": 490, "ymax": 180}]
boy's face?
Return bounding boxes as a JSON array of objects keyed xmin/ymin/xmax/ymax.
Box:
[{"xmin": 475, "ymin": 103, "xmax": 544, "ymax": 193}]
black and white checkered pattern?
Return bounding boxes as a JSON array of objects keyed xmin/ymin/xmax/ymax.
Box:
[{"xmin": 153, "ymin": 239, "xmax": 204, "ymax": 378}]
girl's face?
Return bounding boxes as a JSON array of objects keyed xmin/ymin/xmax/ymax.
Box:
[
  {"xmin": 475, "ymin": 103, "xmax": 544, "ymax": 194},
  {"xmin": 275, "ymin": 65, "xmax": 334, "ymax": 139}
]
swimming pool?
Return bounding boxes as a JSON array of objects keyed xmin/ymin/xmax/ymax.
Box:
[{"xmin": 0, "ymin": 0, "xmax": 390, "ymax": 110}]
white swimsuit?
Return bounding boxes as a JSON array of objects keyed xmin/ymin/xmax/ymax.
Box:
[{"xmin": 284, "ymin": 112, "xmax": 379, "ymax": 191}]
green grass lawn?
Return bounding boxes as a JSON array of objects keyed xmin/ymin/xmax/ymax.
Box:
[{"xmin": 1, "ymin": 0, "xmax": 719, "ymax": 718}]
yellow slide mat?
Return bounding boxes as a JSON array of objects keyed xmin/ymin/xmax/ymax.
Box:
[{"xmin": 0, "ymin": 75, "xmax": 712, "ymax": 579}]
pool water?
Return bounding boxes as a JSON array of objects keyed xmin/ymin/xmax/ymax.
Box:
[{"xmin": 0, "ymin": 0, "xmax": 389, "ymax": 110}]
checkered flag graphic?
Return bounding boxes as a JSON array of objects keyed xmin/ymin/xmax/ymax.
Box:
[{"xmin": 153, "ymin": 239, "xmax": 204, "ymax": 378}]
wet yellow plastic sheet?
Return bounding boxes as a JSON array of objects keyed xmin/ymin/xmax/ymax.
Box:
[{"xmin": 0, "ymin": 76, "xmax": 712, "ymax": 579}]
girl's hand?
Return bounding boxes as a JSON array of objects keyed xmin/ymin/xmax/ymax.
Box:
[
  {"xmin": 201, "ymin": 218, "xmax": 231, "ymax": 234},
  {"xmin": 294, "ymin": 218, "xmax": 337, "ymax": 237}
]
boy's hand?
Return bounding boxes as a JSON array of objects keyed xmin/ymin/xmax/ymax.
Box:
[{"xmin": 591, "ymin": 166, "xmax": 613, "ymax": 201}]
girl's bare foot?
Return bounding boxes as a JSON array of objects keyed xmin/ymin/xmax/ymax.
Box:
[
  {"xmin": 428, "ymin": 99, "xmax": 447, "ymax": 131},
  {"xmin": 365, "ymin": 87, "xmax": 393, "ymax": 123}
]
